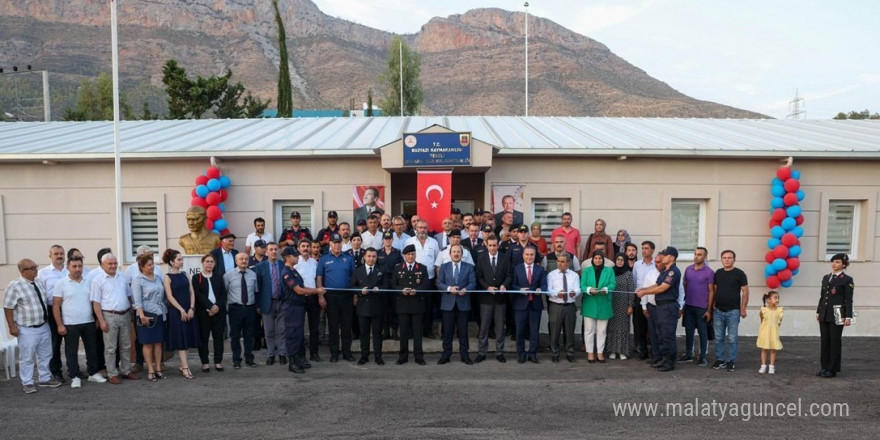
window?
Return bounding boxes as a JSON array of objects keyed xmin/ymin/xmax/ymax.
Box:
[
  {"xmin": 826, "ymin": 201, "xmax": 859, "ymax": 259},
  {"xmin": 531, "ymin": 199, "xmax": 569, "ymax": 237},
  {"xmin": 670, "ymin": 199, "xmax": 706, "ymax": 258},
  {"xmin": 124, "ymin": 203, "xmax": 159, "ymax": 263},
  {"xmin": 274, "ymin": 201, "xmax": 313, "ymax": 238}
]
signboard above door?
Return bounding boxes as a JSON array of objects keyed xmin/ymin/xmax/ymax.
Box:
[{"xmin": 402, "ymin": 132, "xmax": 471, "ymax": 167}]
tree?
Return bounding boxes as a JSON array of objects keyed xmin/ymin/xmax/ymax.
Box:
[
  {"xmin": 379, "ymin": 36, "xmax": 423, "ymax": 116},
  {"xmin": 63, "ymin": 73, "xmax": 133, "ymax": 121},
  {"xmin": 162, "ymin": 60, "xmax": 230, "ymax": 119},
  {"xmin": 833, "ymin": 109, "xmax": 879, "ymax": 120},
  {"xmin": 243, "ymin": 92, "xmax": 271, "ymax": 118},
  {"xmin": 272, "ymin": 0, "xmax": 293, "ymax": 117},
  {"xmin": 366, "ymin": 88, "xmax": 374, "ymax": 117}
]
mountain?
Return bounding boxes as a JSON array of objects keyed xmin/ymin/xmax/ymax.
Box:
[{"xmin": 0, "ymin": 0, "xmax": 766, "ymax": 119}]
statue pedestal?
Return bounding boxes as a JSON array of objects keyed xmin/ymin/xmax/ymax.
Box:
[{"xmin": 183, "ymin": 255, "xmax": 206, "ymax": 278}]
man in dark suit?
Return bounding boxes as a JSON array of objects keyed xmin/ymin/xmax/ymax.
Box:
[
  {"xmin": 436, "ymin": 244, "xmax": 476, "ymax": 365},
  {"xmin": 255, "ymin": 242, "xmax": 288, "ymax": 366},
  {"xmin": 475, "ymin": 235, "xmax": 511, "ymax": 363},
  {"xmin": 392, "ymin": 244, "xmax": 430, "ymax": 365},
  {"xmin": 210, "ymin": 233, "xmax": 239, "ymax": 275},
  {"xmin": 351, "ymin": 248, "xmax": 387, "ymax": 365},
  {"xmin": 494, "ymin": 194, "xmax": 524, "ymax": 228},
  {"xmin": 354, "ymin": 187, "xmax": 384, "ymax": 225},
  {"xmin": 510, "ymin": 247, "xmax": 547, "ymax": 364}
]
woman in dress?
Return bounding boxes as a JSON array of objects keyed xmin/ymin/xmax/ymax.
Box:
[
  {"xmin": 816, "ymin": 253, "xmax": 854, "ymax": 378},
  {"xmin": 163, "ymin": 249, "xmax": 200, "ymax": 379},
  {"xmin": 193, "ymin": 253, "xmax": 227, "ymax": 373},
  {"xmin": 606, "ymin": 253, "xmax": 634, "ymax": 360},
  {"xmin": 131, "ymin": 253, "xmax": 167, "ymax": 382},
  {"xmin": 612, "ymin": 229, "xmax": 631, "ymax": 256},
  {"xmin": 529, "ymin": 222, "xmax": 549, "ymax": 256},
  {"xmin": 580, "ymin": 250, "xmax": 617, "ymax": 363}
]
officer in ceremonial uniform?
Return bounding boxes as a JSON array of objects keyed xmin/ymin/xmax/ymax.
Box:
[
  {"xmin": 280, "ymin": 246, "xmax": 324, "ymax": 373},
  {"xmin": 816, "ymin": 253, "xmax": 854, "ymax": 378},
  {"xmin": 392, "ymin": 244, "xmax": 430, "ymax": 365}
]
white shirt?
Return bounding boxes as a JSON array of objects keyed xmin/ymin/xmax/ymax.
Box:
[
  {"xmin": 245, "ymin": 232, "xmax": 275, "ymax": 255},
  {"xmin": 36, "ymin": 264, "xmax": 68, "ymax": 305},
  {"xmin": 54, "ymin": 276, "xmax": 95, "ymax": 325},
  {"xmin": 639, "ymin": 265, "xmax": 661, "ymax": 308},
  {"xmin": 295, "ymin": 257, "xmax": 318, "ymax": 288},
  {"xmin": 406, "ymin": 236, "xmax": 440, "ymax": 279},
  {"xmin": 83, "ymin": 267, "xmax": 105, "ymax": 287},
  {"xmin": 434, "ymin": 246, "xmax": 474, "ymax": 270},
  {"xmin": 360, "ymin": 230, "xmax": 383, "ymax": 250},
  {"xmin": 633, "ymin": 258, "xmax": 655, "ymax": 290},
  {"xmin": 90, "ymin": 271, "xmax": 132, "ymax": 312},
  {"xmin": 547, "ymin": 269, "xmax": 582, "ymax": 304}
]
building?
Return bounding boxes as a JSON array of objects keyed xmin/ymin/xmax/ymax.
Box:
[{"xmin": 1, "ymin": 117, "xmax": 878, "ymax": 335}]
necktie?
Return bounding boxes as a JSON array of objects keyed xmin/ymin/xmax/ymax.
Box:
[
  {"xmin": 491, "ymin": 255, "xmax": 496, "ymax": 271},
  {"xmin": 32, "ymin": 282, "xmax": 49, "ymax": 323},
  {"xmin": 453, "ymin": 263, "xmax": 459, "ymax": 285},
  {"xmin": 271, "ymin": 263, "xmax": 279, "ymax": 299},
  {"xmin": 562, "ymin": 271, "xmax": 568, "ymax": 303},
  {"xmin": 367, "ymin": 266, "xmax": 372, "ymax": 277},
  {"xmin": 527, "ymin": 265, "xmax": 533, "ymax": 301},
  {"xmin": 408, "ymin": 264, "xmax": 412, "ymax": 272},
  {"xmin": 240, "ymin": 271, "xmax": 248, "ymax": 305}
]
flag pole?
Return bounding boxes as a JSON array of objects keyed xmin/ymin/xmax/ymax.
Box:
[{"xmin": 111, "ymin": 0, "xmax": 124, "ymax": 258}]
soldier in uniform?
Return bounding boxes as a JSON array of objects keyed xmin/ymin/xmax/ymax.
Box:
[
  {"xmin": 376, "ymin": 231, "xmax": 402, "ymax": 340},
  {"xmin": 279, "ymin": 246, "xmax": 324, "ymax": 374},
  {"xmin": 392, "ymin": 244, "xmax": 430, "ymax": 365},
  {"xmin": 816, "ymin": 253, "xmax": 854, "ymax": 378},
  {"xmin": 352, "ymin": 248, "xmax": 386, "ymax": 365},
  {"xmin": 279, "ymin": 211, "xmax": 313, "ymax": 248}
]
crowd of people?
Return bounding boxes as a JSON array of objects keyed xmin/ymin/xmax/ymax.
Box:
[{"xmin": 3, "ymin": 208, "xmax": 855, "ymax": 394}]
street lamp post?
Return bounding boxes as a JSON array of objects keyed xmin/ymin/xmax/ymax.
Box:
[{"xmin": 0, "ymin": 66, "xmax": 52, "ymax": 121}]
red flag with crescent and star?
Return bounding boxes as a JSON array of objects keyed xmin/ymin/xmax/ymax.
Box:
[{"xmin": 417, "ymin": 170, "xmax": 452, "ymax": 232}]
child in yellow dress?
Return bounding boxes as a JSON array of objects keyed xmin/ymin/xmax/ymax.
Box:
[{"xmin": 757, "ymin": 291, "xmax": 783, "ymax": 374}]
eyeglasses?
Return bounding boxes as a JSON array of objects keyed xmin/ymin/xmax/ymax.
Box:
[{"xmin": 23, "ymin": 266, "xmax": 38, "ymax": 271}]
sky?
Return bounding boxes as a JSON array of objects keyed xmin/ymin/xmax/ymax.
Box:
[{"xmin": 311, "ymin": 0, "xmax": 880, "ymax": 119}]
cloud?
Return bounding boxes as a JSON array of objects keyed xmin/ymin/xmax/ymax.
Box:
[
  {"xmin": 567, "ymin": 1, "xmax": 656, "ymax": 35},
  {"xmin": 858, "ymin": 73, "xmax": 880, "ymax": 84}
]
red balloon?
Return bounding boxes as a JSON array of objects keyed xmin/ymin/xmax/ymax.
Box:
[
  {"xmin": 765, "ymin": 251, "xmax": 776, "ymax": 264},
  {"xmin": 771, "ymin": 208, "xmax": 787, "ymax": 221},
  {"xmin": 191, "ymin": 197, "xmax": 208, "ymax": 208},
  {"xmin": 206, "ymin": 166, "xmax": 221, "ymax": 179},
  {"xmin": 219, "ymin": 189, "xmax": 228, "ymax": 202},
  {"xmin": 776, "ymin": 167, "xmax": 792, "ymax": 181},
  {"xmin": 205, "ymin": 192, "xmax": 221, "ymax": 206},
  {"xmin": 781, "ymin": 233, "xmax": 797, "ymax": 247},
  {"xmin": 220, "ymin": 228, "xmax": 231, "ymax": 236},
  {"xmin": 205, "ymin": 219, "xmax": 214, "ymax": 231},
  {"xmin": 795, "ymin": 215, "xmax": 804, "ymax": 226},
  {"xmin": 191, "ymin": 188, "xmax": 197, "ymax": 198},
  {"xmin": 777, "ymin": 269, "xmax": 792, "ymax": 281},
  {"xmin": 784, "ymin": 179, "xmax": 800, "ymax": 192},
  {"xmin": 766, "ymin": 276, "xmax": 781, "ymax": 289},
  {"xmin": 783, "ymin": 192, "xmax": 799, "ymax": 206},
  {"xmin": 786, "ymin": 257, "xmax": 800, "ymax": 270},
  {"xmin": 206, "ymin": 205, "xmax": 222, "ymax": 220},
  {"xmin": 769, "ymin": 218, "xmax": 782, "ymax": 228},
  {"xmin": 773, "ymin": 245, "xmax": 789, "ymax": 259},
  {"xmin": 195, "ymin": 175, "xmax": 209, "ymax": 186}
]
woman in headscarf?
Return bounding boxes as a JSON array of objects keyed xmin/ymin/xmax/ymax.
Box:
[
  {"xmin": 580, "ymin": 250, "xmax": 616, "ymax": 363},
  {"xmin": 605, "ymin": 253, "xmax": 635, "ymax": 360},
  {"xmin": 612, "ymin": 229, "xmax": 632, "ymax": 256},
  {"xmin": 529, "ymin": 221, "xmax": 549, "ymax": 256}
]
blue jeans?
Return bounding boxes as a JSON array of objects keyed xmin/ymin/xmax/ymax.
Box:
[
  {"xmin": 713, "ymin": 308, "xmax": 740, "ymax": 363},
  {"xmin": 683, "ymin": 305, "xmax": 709, "ymax": 359}
]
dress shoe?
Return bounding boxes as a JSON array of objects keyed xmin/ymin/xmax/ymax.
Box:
[
  {"xmin": 415, "ymin": 358, "xmax": 426, "ymax": 365},
  {"xmin": 288, "ymin": 363, "xmax": 304, "ymax": 374},
  {"xmin": 245, "ymin": 361, "xmax": 258, "ymax": 368},
  {"xmin": 496, "ymin": 354, "xmax": 506, "ymax": 363},
  {"xmin": 279, "ymin": 356, "xmax": 288, "ymax": 365},
  {"xmin": 310, "ymin": 353, "xmax": 322, "ymax": 362},
  {"xmin": 343, "ymin": 354, "xmax": 356, "ymax": 362},
  {"xmin": 122, "ymin": 372, "xmax": 140, "ymax": 380},
  {"xmin": 358, "ymin": 357, "xmax": 369, "ymax": 365},
  {"xmin": 215, "ymin": 365, "xmax": 224, "ymax": 372},
  {"xmin": 659, "ymin": 362, "xmax": 675, "ymax": 372},
  {"xmin": 108, "ymin": 376, "xmax": 122, "ymax": 385},
  {"xmin": 597, "ymin": 358, "xmax": 607, "ymax": 364},
  {"xmin": 330, "ymin": 354, "xmax": 339, "ymax": 363},
  {"xmin": 474, "ymin": 354, "xmax": 486, "ymax": 363},
  {"xmin": 552, "ymin": 355, "xmax": 560, "ymax": 363},
  {"xmin": 233, "ymin": 362, "xmax": 242, "ymax": 369},
  {"xmin": 529, "ymin": 356, "xmax": 539, "ymax": 364},
  {"xmin": 821, "ymin": 371, "xmax": 837, "ymax": 378},
  {"xmin": 375, "ymin": 357, "xmax": 385, "ymax": 365},
  {"xmin": 816, "ymin": 369, "xmax": 827, "ymax": 377},
  {"xmin": 588, "ymin": 359, "xmax": 596, "ymax": 364},
  {"xmin": 130, "ymin": 364, "xmax": 143, "ymax": 374},
  {"xmin": 302, "ymin": 360, "xmax": 312, "ymax": 369},
  {"xmin": 395, "ymin": 358, "xmax": 408, "ymax": 365},
  {"xmin": 517, "ymin": 355, "xmax": 527, "ymax": 364},
  {"xmin": 437, "ymin": 357, "xmax": 450, "ymax": 365},
  {"xmin": 566, "ymin": 355, "xmax": 575, "ymax": 363},
  {"xmin": 266, "ymin": 356, "xmax": 276, "ymax": 366},
  {"xmin": 651, "ymin": 359, "xmax": 665, "ymax": 368},
  {"xmin": 461, "ymin": 357, "xmax": 473, "ymax": 365}
]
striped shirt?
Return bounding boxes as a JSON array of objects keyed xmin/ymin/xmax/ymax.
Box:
[{"xmin": 3, "ymin": 277, "xmax": 50, "ymax": 327}]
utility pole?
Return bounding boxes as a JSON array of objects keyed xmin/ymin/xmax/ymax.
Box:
[
  {"xmin": 524, "ymin": 2, "xmax": 529, "ymax": 117},
  {"xmin": 787, "ymin": 89, "xmax": 805, "ymax": 120},
  {"xmin": 0, "ymin": 66, "xmax": 52, "ymax": 121}
]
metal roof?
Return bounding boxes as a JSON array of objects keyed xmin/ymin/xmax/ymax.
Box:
[{"xmin": 0, "ymin": 117, "xmax": 879, "ymax": 161}]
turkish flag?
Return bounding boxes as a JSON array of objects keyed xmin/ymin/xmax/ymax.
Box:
[{"xmin": 417, "ymin": 170, "xmax": 452, "ymax": 233}]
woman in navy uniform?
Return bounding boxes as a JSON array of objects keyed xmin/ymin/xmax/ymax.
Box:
[{"xmin": 816, "ymin": 253, "xmax": 854, "ymax": 378}]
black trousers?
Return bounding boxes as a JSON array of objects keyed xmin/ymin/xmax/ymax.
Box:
[
  {"xmin": 47, "ymin": 306, "xmax": 64, "ymax": 376},
  {"xmin": 228, "ymin": 304, "xmax": 256, "ymax": 364},
  {"xmin": 383, "ymin": 294, "xmax": 398, "ymax": 333},
  {"xmin": 398, "ymin": 312, "xmax": 424, "ymax": 360},
  {"xmin": 358, "ymin": 315, "xmax": 384, "ymax": 359},
  {"xmin": 197, "ymin": 309, "xmax": 226, "ymax": 365},
  {"xmin": 63, "ymin": 322, "xmax": 99, "ymax": 377},
  {"xmin": 326, "ymin": 294, "xmax": 354, "ymax": 356},
  {"xmin": 441, "ymin": 307, "xmax": 470, "ymax": 358},
  {"xmin": 819, "ymin": 320, "xmax": 844, "ymax": 373},
  {"xmin": 632, "ymin": 302, "xmax": 648, "ymax": 354},
  {"xmin": 423, "ymin": 285, "xmax": 438, "ymax": 335},
  {"xmin": 300, "ymin": 296, "xmax": 321, "ymax": 356}
]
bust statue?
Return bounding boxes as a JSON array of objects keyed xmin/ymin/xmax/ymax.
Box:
[{"xmin": 179, "ymin": 206, "xmax": 220, "ymax": 255}]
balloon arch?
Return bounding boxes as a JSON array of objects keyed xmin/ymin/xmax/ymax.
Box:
[
  {"xmin": 190, "ymin": 164, "xmax": 232, "ymax": 236},
  {"xmin": 764, "ymin": 160, "xmax": 804, "ymax": 289}
]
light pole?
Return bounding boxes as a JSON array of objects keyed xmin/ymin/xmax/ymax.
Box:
[
  {"xmin": 524, "ymin": 2, "xmax": 529, "ymax": 117},
  {"xmin": 0, "ymin": 66, "xmax": 52, "ymax": 121}
]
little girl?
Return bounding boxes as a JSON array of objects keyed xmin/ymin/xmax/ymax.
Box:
[{"xmin": 757, "ymin": 291, "xmax": 784, "ymax": 374}]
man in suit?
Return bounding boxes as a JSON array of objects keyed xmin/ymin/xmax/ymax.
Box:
[
  {"xmin": 354, "ymin": 187, "xmax": 384, "ymax": 225},
  {"xmin": 475, "ymin": 235, "xmax": 511, "ymax": 363},
  {"xmin": 255, "ymin": 242, "xmax": 288, "ymax": 366},
  {"xmin": 436, "ymin": 244, "xmax": 476, "ymax": 365},
  {"xmin": 511, "ymin": 247, "xmax": 547, "ymax": 364},
  {"xmin": 494, "ymin": 194, "xmax": 524, "ymax": 228},
  {"xmin": 392, "ymin": 244, "xmax": 430, "ymax": 365},
  {"xmin": 211, "ymin": 233, "xmax": 239, "ymax": 275},
  {"xmin": 352, "ymin": 248, "xmax": 386, "ymax": 365}
]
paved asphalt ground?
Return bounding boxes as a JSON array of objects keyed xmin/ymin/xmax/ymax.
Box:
[{"xmin": 2, "ymin": 336, "xmax": 877, "ymax": 439}]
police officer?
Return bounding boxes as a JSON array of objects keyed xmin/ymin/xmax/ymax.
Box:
[
  {"xmin": 636, "ymin": 246, "xmax": 682, "ymax": 372},
  {"xmin": 376, "ymin": 231, "xmax": 402, "ymax": 340},
  {"xmin": 280, "ymin": 246, "xmax": 324, "ymax": 373},
  {"xmin": 279, "ymin": 211, "xmax": 313, "ymax": 248},
  {"xmin": 816, "ymin": 253, "xmax": 854, "ymax": 378},
  {"xmin": 392, "ymin": 244, "xmax": 430, "ymax": 365}
]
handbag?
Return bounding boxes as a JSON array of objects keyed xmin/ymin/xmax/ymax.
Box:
[{"xmin": 137, "ymin": 311, "xmax": 159, "ymax": 328}]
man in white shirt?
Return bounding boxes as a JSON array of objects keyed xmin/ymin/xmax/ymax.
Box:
[
  {"xmin": 360, "ymin": 215, "xmax": 384, "ymax": 250},
  {"xmin": 391, "ymin": 216, "xmax": 411, "ymax": 251},
  {"xmin": 296, "ymin": 239, "xmax": 321, "ymax": 362},
  {"xmin": 434, "ymin": 230, "xmax": 474, "ymax": 273},
  {"xmin": 90, "ymin": 253, "xmax": 138, "ymax": 384},
  {"xmin": 53, "ymin": 256, "xmax": 105, "ymax": 387},
  {"xmin": 631, "ymin": 240, "xmax": 655, "ymax": 360},
  {"xmin": 36, "ymin": 244, "xmax": 68, "ymax": 383},
  {"xmin": 245, "ymin": 217, "xmax": 275, "ymax": 256},
  {"xmin": 406, "ymin": 220, "xmax": 440, "ymax": 337},
  {"xmin": 546, "ymin": 254, "xmax": 582, "ymax": 363}
]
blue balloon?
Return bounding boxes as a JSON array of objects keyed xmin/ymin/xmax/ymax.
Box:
[
  {"xmin": 767, "ymin": 238, "xmax": 781, "ymax": 249},
  {"xmin": 213, "ymin": 219, "xmax": 227, "ymax": 231},
  {"xmin": 781, "ymin": 279, "xmax": 793, "ymax": 288},
  {"xmin": 207, "ymin": 178, "xmax": 221, "ymax": 192},
  {"xmin": 792, "ymin": 268, "xmax": 799, "ymax": 276},
  {"xmin": 211, "ymin": 229, "xmax": 220, "ymax": 235},
  {"xmin": 196, "ymin": 185, "xmax": 209, "ymax": 198},
  {"xmin": 218, "ymin": 202, "xmax": 226, "ymax": 212},
  {"xmin": 789, "ymin": 245, "xmax": 802, "ymax": 258},
  {"xmin": 796, "ymin": 190, "xmax": 805, "ymax": 201},
  {"xmin": 771, "ymin": 177, "xmax": 783, "ymax": 186},
  {"xmin": 764, "ymin": 265, "xmax": 777, "ymax": 277},
  {"xmin": 771, "ymin": 197, "xmax": 784, "ymax": 209},
  {"xmin": 770, "ymin": 226, "xmax": 785, "ymax": 239},
  {"xmin": 786, "ymin": 205, "xmax": 802, "ymax": 218},
  {"xmin": 772, "ymin": 258, "xmax": 787, "ymax": 271},
  {"xmin": 791, "ymin": 170, "xmax": 801, "ymax": 180},
  {"xmin": 781, "ymin": 217, "xmax": 796, "ymax": 231},
  {"xmin": 771, "ymin": 185, "xmax": 786, "ymax": 197},
  {"xmin": 792, "ymin": 226, "xmax": 804, "ymax": 238},
  {"xmin": 219, "ymin": 175, "xmax": 231, "ymax": 189}
]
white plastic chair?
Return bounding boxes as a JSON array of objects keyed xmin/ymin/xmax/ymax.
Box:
[{"xmin": 0, "ymin": 310, "xmax": 19, "ymax": 379}]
